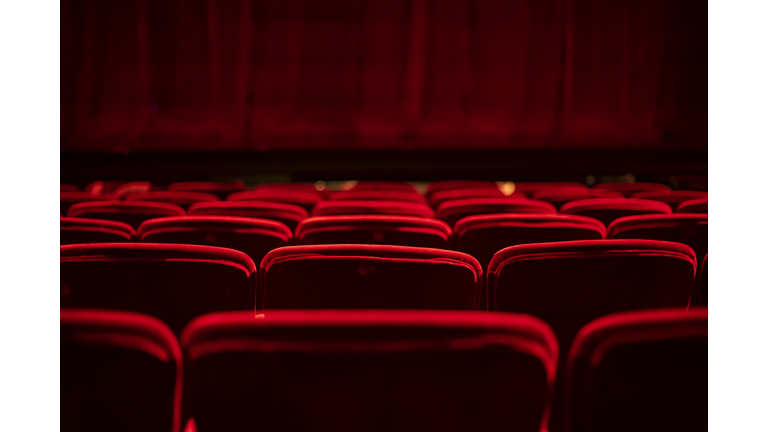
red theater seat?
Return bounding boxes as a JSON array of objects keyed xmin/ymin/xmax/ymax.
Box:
[
  {"xmin": 330, "ymin": 189, "xmax": 427, "ymax": 204},
  {"xmin": 698, "ymin": 255, "xmax": 708, "ymax": 306},
  {"xmin": 453, "ymin": 214, "xmax": 605, "ymax": 270},
  {"xmin": 513, "ymin": 182, "xmax": 587, "ymax": 195},
  {"xmin": 565, "ymin": 309, "xmax": 707, "ymax": 432},
  {"xmin": 168, "ymin": 181, "xmax": 247, "ymax": 200},
  {"xmin": 312, "ymin": 200, "xmax": 436, "ymax": 218},
  {"xmin": 630, "ymin": 190, "xmax": 708, "ymax": 206},
  {"xmin": 138, "ymin": 216, "xmax": 292, "ymax": 266},
  {"xmin": 67, "ymin": 200, "xmax": 186, "ymax": 229},
  {"xmin": 85, "ymin": 181, "xmax": 125, "ymax": 195},
  {"xmin": 60, "ymin": 243, "xmax": 256, "ymax": 335},
  {"xmin": 187, "ymin": 201, "xmax": 308, "ymax": 231},
  {"xmin": 113, "ymin": 181, "xmax": 154, "ymax": 197},
  {"xmin": 126, "ymin": 191, "xmax": 220, "ymax": 209},
  {"xmin": 351, "ymin": 181, "xmax": 417, "ymax": 193},
  {"xmin": 60, "ymin": 191, "xmax": 113, "ymax": 216},
  {"xmin": 181, "ymin": 310, "xmax": 558, "ymax": 432},
  {"xmin": 227, "ymin": 190, "xmax": 324, "ymax": 212},
  {"xmin": 425, "ymin": 180, "xmax": 499, "ymax": 197},
  {"xmin": 436, "ymin": 198, "xmax": 556, "ymax": 227},
  {"xmin": 259, "ymin": 245, "xmax": 482, "ymax": 310},
  {"xmin": 61, "ymin": 310, "xmax": 182, "ymax": 432},
  {"xmin": 559, "ymin": 198, "xmax": 671, "ymax": 227},
  {"xmin": 61, "ymin": 184, "xmax": 79, "ymax": 192},
  {"xmin": 676, "ymin": 198, "xmax": 708, "ymax": 214},
  {"xmin": 607, "ymin": 214, "xmax": 708, "ymax": 266},
  {"xmin": 295, "ymin": 215, "xmax": 451, "ymax": 248},
  {"xmin": 428, "ymin": 188, "xmax": 510, "ymax": 208},
  {"xmin": 61, "ymin": 217, "xmax": 136, "ymax": 245},
  {"xmin": 253, "ymin": 183, "xmax": 321, "ymax": 193},
  {"xmin": 592, "ymin": 182, "xmax": 670, "ymax": 197},
  {"xmin": 531, "ymin": 188, "xmax": 624, "ymax": 210}
]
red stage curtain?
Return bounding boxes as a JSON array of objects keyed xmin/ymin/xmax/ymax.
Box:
[{"xmin": 61, "ymin": 0, "xmax": 706, "ymax": 151}]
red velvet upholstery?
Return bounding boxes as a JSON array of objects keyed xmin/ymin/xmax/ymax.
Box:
[
  {"xmin": 330, "ymin": 190, "xmax": 427, "ymax": 204},
  {"xmin": 559, "ymin": 198, "xmax": 671, "ymax": 227},
  {"xmin": 676, "ymin": 198, "xmax": 707, "ymax": 214},
  {"xmin": 607, "ymin": 214, "xmax": 707, "ymax": 269},
  {"xmin": 351, "ymin": 181, "xmax": 417, "ymax": 193},
  {"xmin": 227, "ymin": 190, "xmax": 324, "ymax": 212},
  {"xmin": 531, "ymin": 188, "xmax": 624, "ymax": 211},
  {"xmin": 630, "ymin": 190, "xmax": 708, "ymax": 206},
  {"xmin": 428, "ymin": 187, "xmax": 510, "ymax": 208},
  {"xmin": 513, "ymin": 182, "xmax": 587, "ymax": 195},
  {"xmin": 113, "ymin": 181, "xmax": 154, "ymax": 197},
  {"xmin": 61, "ymin": 309, "xmax": 182, "ymax": 432},
  {"xmin": 187, "ymin": 201, "xmax": 308, "ymax": 231},
  {"xmin": 312, "ymin": 200, "xmax": 436, "ymax": 218},
  {"xmin": 167, "ymin": 181, "xmax": 247, "ymax": 200},
  {"xmin": 295, "ymin": 215, "xmax": 451, "ymax": 248},
  {"xmin": 61, "ymin": 184, "xmax": 79, "ymax": 192},
  {"xmin": 138, "ymin": 216, "xmax": 292, "ymax": 267},
  {"xmin": 453, "ymin": 214, "xmax": 605, "ymax": 270},
  {"xmin": 60, "ymin": 191, "xmax": 113, "ymax": 216},
  {"xmin": 61, "ymin": 217, "xmax": 136, "ymax": 245},
  {"xmin": 426, "ymin": 181, "xmax": 499, "ymax": 197},
  {"xmin": 126, "ymin": 191, "xmax": 221, "ymax": 209},
  {"xmin": 181, "ymin": 310, "xmax": 558, "ymax": 432},
  {"xmin": 436, "ymin": 198, "xmax": 556, "ymax": 227},
  {"xmin": 85, "ymin": 181, "xmax": 125, "ymax": 195},
  {"xmin": 565, "ymin": 309, "xmax": 707, "ymax": 432},
  {"xmin": 60, "ymin": 243, "xmax": 256, "ymax": 335},
  {"xmin": 698, "ymin": 255, "xmax": 708, "ymax": 306},
  {"xmin": 592, "ymin": 182, "xmax": 670, "ymax": 197},
  {"xmin": 67, "ymin": 200, "xmax": 186, "ymax": 230},
  {"xmin": 259, "ymin": 245, "xmax": 482, "ymax": 310}
]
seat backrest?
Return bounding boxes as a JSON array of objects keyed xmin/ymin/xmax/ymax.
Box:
[
  {"xmin": 138, "ymin": 216, "xmax": 292, "ymax": 267},
  {"xmin": 227, "ymin": 190, "xmax": 324, "ymax": 212},
  {"xmin": 512, "ymin": 182, "xmax": 587, "ymax": 195},
  {"xmin": 436, "ymin": 198, "xmax": 556, "ymax": 227},
  {"xmin": 125, "ymin": 191, "xmax": 220, "ymax": 209},
  {"xmin": 698, "ymin": 255, "xmax": 708, "ymax": 306},
  {"xmin": 181, "ymin": 310, "xmax": 558, "ymax": 432},
  {"xmin": 295, "ymin": 215, "xmax": 451, "ymax": 248},
  {"xmin": 330, "ymin": 189, "xmax": 427, "ymax": 204},
  {"xmin": 61, "ymin": 217, "xmax": 136, "ymax": 245},
  {"xmin": 312, "ymin": 200, "xmax": 436, "ymax": 218},
  {"xmin": 607, "ymin": 214, "xmax": 708, "ymax": 267},
  {"xmin": 592, "ymin": 182, "xmax": 670, "ymax": 197},
  {"xmin": 68, "ymin": 201, "xmax": 186, "ymax": 229},
  {"xmin": 426, "ymin": 180, "xmax": 499, "ymax": 197},
  {"xmin": 60, "ymin": 191, "xmax": 113, "ymax": 216},
  {"xmin": 676, "ymin": 198, "xmax": 708, "ymax": 214},
  {"xmin": 61, "ymin": 184, "xmax": 79, "ymax": 192},
  {"xmin": 351, "ymin": 181, "xmax": 417, "ymax": 193},
  {"xmin": 566, "ymin": 309, "xmax": 707, "ymax": 432},
  {"xmin": 259, "ymin": 245, "xmax": 482, "ymax": 310},
  {"xmin": 187, "ymin": 201, "xmax": 308, "ymax": 231},
  {"xmin": 112, "ymin": 181, "xmax": 154, "ymax": 197},
  {"xmin": 428, "ymin": 187, "xmax": 510, "ymax": 208},
  {"xmin": 454, "ymin": 214, "xmax": 605, "ymax": 270},
  {"xmin": 167, "ymin": 181, "xmax": 247, "ymax": 199},
  {"xmin": 630, "ymin": 190, "xmax": 708, "ymax": 206},
  {"xmin": 531, "ymin": 188, "xmax": 624, "ymax": 211},
  {"xmin": 61, "ymin": 309, "xmax": 182, "ymax": 432},
  {"xmin": 560, "ymin": 198, "xmax": 671, "ymax": 227},
  {"xmin": 61, "ymin": 243, "xmax": 256, "ymax": 335}
]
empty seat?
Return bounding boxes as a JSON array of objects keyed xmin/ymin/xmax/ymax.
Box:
[
  {"xmin": 126, "ymin": 191, "xmax": 220, "ymax": 209},
  {"xmin": 295, "ymin": 215, "xmax": 451, "ymax": 248},
  {"xmin": 565, "ymin": 309, "xmax": 707, "ymax": 432},
  {"xmin": 592, "ymin": 182, "xmax": 670, "ymax": 197},
  {"xmin": 181, "ymin": 310, "xmax": 558, "ymax": 432},
  {"xmin": 531, "ymin": 188, "xmax": 624, "ymax": 210},
  {"xmin": 60, "ymin": 191, "xmax": 112, "ymax": 216},
  {"xmin": 436, "ymin": 198, "xmax": 556, "ymax": 228},
  {"xmin": 61, "ymin": 184, "xmax": 79, "ymax": 192},
  {"xmin": 61, "ymin": 243, "xmax": 256, "ymax": 335},
  {"xmin": 425, "ymin": 180, "xmax": 499, "ymax": 197},
  {"xmin": 259, "ymin": 245, "xmax": 482, "ymax": 310},
  {"xmin": 312, "ymin": 200, "xmax": 436, "ymax": 218},
  {"xmin": 227, "ymin": 190, "xmax": 324, "ymax": 212},
  {"xmin": 168, "ymin": 181, "xmax": 247, "ymax": 200},
  {"xmin": 676, "ymin": 198, "xmax": 708, "ymax": 214},
  {"xmin": 428, "ymin": 188, "xmax": 510, "ymax": 208},
  {"xmin": 560, "ymin": 198, "xmax": 671, "ymax": 227},
  {"xmin": 330, "ymin": 189, "xmax": 427, "ymax": 204},
  {"xmin": 351, "ymin": 181, "xmax": 418, "ymax": 193},
  {"xmin": 138, "ymin": 216, "xmax": 292, "ymax": 266},
  {"xmin": 61, "ymin": 309, "xmax": 181, "ymax": 432},
  {"xmin": 453, "ymin": 214, "xmax": 605, "ymax": 270},
  {"xmin": 112, "ymin": 181, "xmax": 154, "ymax": 197},
  {"xmin": 85, "ymin": 181, "xmax": 126, "ymax": 195},
  {"xmin": 512, "ymin": 182, "xmax": 587, "ymax": 195},
  {"xmin": 188, "ymin": 201, "xmax": 307, "ymax": 231},
  {"xmin": 67, "ymin": 201, "xmax": 186, "ymax": 230},
  {"xmin": 61, "ymin": 217, "xmax": 136, "ymax": 245},
  {"xmin": 607, "ymin": 214, "xmax": 708, "ymax": 266},
  {"xmin": 630, "ymin": 190, "xmax": 709, "ymax": 206}
]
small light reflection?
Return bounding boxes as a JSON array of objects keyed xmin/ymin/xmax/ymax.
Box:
[
  {"xmin": 315, "ymin": 180, "xmax": 327, "ymax": 191},
  {"xmin": 499, "ymin": 182, "xmax": 516, "ymax": 196},
  {"xmin": 586, "ymin": 175, "xmax": 596, "ymax": 186}
]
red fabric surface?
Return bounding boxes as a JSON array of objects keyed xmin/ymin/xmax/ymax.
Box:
[
  {"xmin": 295, "ymin": 215, "xmax": 451, "ymax": 248},
  {"xmin": 187, "ymin": 201, "xmax": 308, "ymax": 231},
  {"xmin": 61, "ymin": 217, "xmax": 137, "ymax": 245},
  {"xmin": 312, "ymin": 200, "xmax": 436, "ymax": 218},
  {"xmin": 676, "ymin": 198, "xmax": 707, "ymax": 214},
  {"xmin": 436, "ymin": 198, "xmax": 557, "ymax": 227},
  {"xmin": 61, "ymin": 0, "xmax": 705, "ymax": 151}
]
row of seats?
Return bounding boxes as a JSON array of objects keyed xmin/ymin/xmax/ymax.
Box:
[
  {"xmin": 62, "ymin": 307, "xmax": 707, "ymax": 432},
  {"xmin": 61, "ymin": 213, "xmax": 708, "ymax": 271}
]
